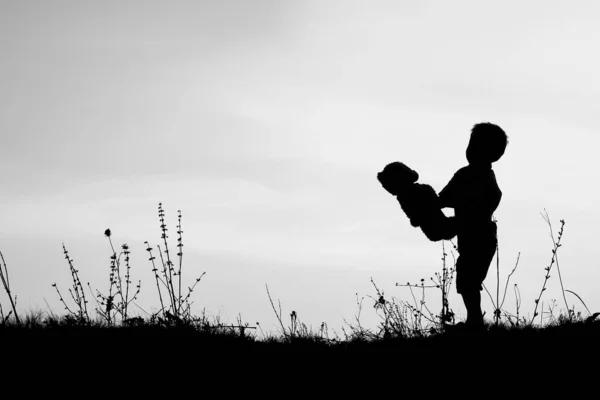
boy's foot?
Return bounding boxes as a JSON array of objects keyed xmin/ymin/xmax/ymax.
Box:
[
  {"xmin": 445, "ymin": 322, "xmax": 485, "ymax": 335},
  {"xmin": 465, "ymin": 318, "xmax": 485, "ymax": 331}
]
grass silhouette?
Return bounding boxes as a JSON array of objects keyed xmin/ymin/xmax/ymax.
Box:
[{"xmin": 1, "ymin": 203, "xmax": 599, "ymax": 358}]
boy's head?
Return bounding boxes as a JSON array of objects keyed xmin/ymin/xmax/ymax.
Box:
[{"xmin": 466, "ymin": 122, "xmax": 508, "ymax": 164}]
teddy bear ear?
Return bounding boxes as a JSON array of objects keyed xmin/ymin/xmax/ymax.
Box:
[
  {"xmin": 384, "ymin": 162, "xmax": 417, "ymax": 181},
  {"xmin": 408, "ymin": 169, "xmax": 419, "ymax": 182}
]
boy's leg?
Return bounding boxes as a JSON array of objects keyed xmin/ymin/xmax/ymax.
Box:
[
  {"xmin": 456, "ymin": 226, "xmax": 497, "ymax": 328},
  {"xmin": 461, "ymin": 290, "xmax": 483, "ymax": 327}
]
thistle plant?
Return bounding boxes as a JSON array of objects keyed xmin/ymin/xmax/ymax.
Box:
[
  {"xmin": 342, "ymin": 293, "xmax": 375, "ymax": 342},
  {"xmin": 435, "ymin": 241, "xmax": 456, "ymax": 326},
  {"xmin": 89, "ymin": 229, "xmax": 141, "ymax": 325},
  {"xmin": 531, "ymin": 211, "xmax": 566, "ymax": 325},
  {"xmin": 52, "ymin": 245, "xmax": 90, "ymax": 324},
  {"xmin": 145, "ymin": 203, "xmax": 205, "ymax": 324},
  {"xmin": 395, "ymin": 240, "xmax": 457, "ymax": 334},
  {"xmin": 395, "ymin": 278, "xmax": 439, "ymax": 335},
  {"xmin": 370, "ymin": 278, "xmax": 414, "ymax": 338}
]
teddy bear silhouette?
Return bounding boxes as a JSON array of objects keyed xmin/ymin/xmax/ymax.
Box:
[{"xmin": 377, "ymin": 161, "xmax": 456, "ymax": 242}]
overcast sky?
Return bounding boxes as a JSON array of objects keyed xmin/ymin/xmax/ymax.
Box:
[{"xmin": 1, "ymin": 1, "xmax": 599, "ymax": 334}]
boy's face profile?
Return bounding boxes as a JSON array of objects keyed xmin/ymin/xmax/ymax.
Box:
[
  {"xmin": 465, "ymin": 123, "xmax": 507, "ymax": 165},
  {"xmin": 466, "ymin": 136, "xmax": 488, "ymax": 165}
]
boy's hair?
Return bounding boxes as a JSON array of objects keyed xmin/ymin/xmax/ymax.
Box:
[{"xmin": 466, "ymin": 122, "xmax": 508, "ymax": 163}]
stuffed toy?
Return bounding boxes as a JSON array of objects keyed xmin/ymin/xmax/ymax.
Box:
[{"xmin": 377, "ymin": 162, "xmax": 456, "ymax": 242}]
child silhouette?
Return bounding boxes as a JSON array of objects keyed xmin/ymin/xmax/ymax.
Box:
[
  {"xmin": 439, "ymin": 122, "xmax": 507, "ymax": 329},
  {"xmin": 378, "ymin": 122, "xmax": 508, "ymax": 330}
]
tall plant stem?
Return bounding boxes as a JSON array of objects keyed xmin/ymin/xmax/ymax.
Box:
[{"xmin": 0, "ymin": 251, "xmax": 20, "ymax": 324}]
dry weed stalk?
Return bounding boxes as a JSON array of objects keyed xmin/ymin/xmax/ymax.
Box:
[{"xmin": 0, "ymin": 250, "xmax": 20, "ymax": 324}]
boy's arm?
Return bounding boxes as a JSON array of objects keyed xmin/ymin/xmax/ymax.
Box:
[
  {"xmin": 447, "ymin": 170, "xmax": 502, "ymax": 216},
  {"xmin": 438, "ymin": 187, "xmax": 453, "ymax": 209},
  {"xmin": 438, "ymin": 171, "xmax": 462, "ymax": 209}
]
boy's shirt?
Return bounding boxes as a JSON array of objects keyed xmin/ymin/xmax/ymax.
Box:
[{"xmin": 438, "ymin": 163, "xmax": 501, "ymax": 237}]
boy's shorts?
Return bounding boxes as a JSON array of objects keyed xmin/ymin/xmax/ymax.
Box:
[{"xmin": 455, "ymin": 222, "xmax": 497, "ymax": 294}]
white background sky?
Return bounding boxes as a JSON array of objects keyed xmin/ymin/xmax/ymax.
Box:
[{"xmin": 1, "ymin": 0, "xmax": 599, "ymax": 335}]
